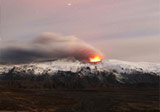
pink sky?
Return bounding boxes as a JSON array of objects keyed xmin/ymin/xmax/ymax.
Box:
[{"xmin": 0, "ymin": 0, "xmax": 160, "ymax": 62}]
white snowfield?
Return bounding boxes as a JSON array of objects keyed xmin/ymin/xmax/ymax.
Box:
[
  {"xmin": 102, "ymin": 60, "xmax": 160, "ymax": 75},
  {"xmin": 0, "ymin": 59, "xmax": 160, "ymax": 85}
]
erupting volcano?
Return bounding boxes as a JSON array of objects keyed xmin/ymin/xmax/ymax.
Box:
[{"xmin": 89, "ymin": 55, "xmax": 102, "ymax": 64}]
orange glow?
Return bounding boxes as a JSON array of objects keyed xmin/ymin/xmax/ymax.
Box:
[{"xmin": 89, "ymin": 55, "xmax": 102, "ymax": 63}]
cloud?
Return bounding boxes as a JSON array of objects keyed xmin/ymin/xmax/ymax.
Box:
[{"xmin": 0, "ymin": 32, "xmax": 103, "ymax": 64}]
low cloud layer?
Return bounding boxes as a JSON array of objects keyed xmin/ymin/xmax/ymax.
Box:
[{"xmin": 0, "ymin": 33, "xmax": 103, "ymax": 64}]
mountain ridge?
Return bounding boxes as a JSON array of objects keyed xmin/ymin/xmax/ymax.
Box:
[{"xmin": 0, "ymin": 59, "xmax": 159, "ymax": 88}]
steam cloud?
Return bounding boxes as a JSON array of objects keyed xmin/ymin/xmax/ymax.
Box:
[{"xmin": 0, "ymin": 33, "xmax": 103, "ymax": 64}]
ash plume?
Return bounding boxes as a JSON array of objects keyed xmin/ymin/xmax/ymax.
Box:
[{"xmin": 0, "ymin": 33, "xmax": 103, "ymax": 64}]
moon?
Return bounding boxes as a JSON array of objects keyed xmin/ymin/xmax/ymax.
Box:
[{"xmin": 67, "ymin": 3, "xmax": 72, "ymax": 6}]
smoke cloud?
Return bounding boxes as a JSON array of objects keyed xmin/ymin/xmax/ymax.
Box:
[{"xmin": 0, "ymin": 33, "xmax": 103, "ymax": 64}]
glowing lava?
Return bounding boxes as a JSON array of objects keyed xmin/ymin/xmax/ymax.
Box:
[{"xmin": 89, "ymin": 55, "xmax": 102, "ymax": 63}]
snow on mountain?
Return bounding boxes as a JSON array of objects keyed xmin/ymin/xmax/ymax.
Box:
[
  {"xmin": 103, "ymin": 60, "xmax": 160, "ymax": 74},
  {"xmin": 0, "ymin": 59, "xmax": 159, "ymax": 86}
]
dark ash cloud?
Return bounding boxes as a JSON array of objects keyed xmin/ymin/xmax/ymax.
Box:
[{"xmin": 0, "ymin": 33, "xmax": 103, "ymax": 64}]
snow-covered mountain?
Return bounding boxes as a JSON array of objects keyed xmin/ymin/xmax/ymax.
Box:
[{"xmin": 0, "ymin": 59, "xmax": 159, "ymax": 87}]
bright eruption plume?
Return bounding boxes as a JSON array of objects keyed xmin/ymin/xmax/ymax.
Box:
[{"xmin": 89, "ymin": 55, "xmax": 102, "ymax": 63}]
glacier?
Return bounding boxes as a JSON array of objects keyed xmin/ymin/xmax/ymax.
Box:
[{"xmin": 0, "ymin": 59, "xmax": 159, "ymax": 87}]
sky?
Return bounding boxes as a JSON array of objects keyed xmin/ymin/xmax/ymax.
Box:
[{"xmin": 0, "ymin": 0, "xmax": 160, "ymax": 63}]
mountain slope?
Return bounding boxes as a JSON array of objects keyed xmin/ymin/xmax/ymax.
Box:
[{"xmin": 0, "ymin": 59, "xmax": 159, "ymax": 88}]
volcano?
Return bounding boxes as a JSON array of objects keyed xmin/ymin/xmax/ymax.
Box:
[{"xmin": 0, "ymin": 59, "xmax": 159, "ymax": 88}]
